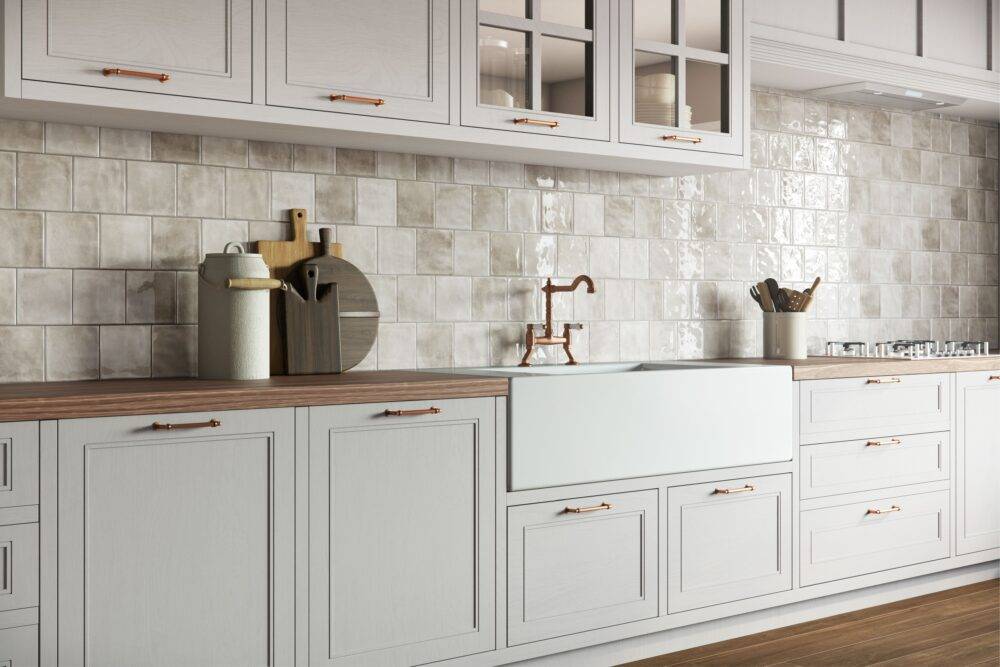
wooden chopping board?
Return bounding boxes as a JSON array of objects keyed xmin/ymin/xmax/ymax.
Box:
[
  {"xmin": 284, "ymin": 261, "xmax": 341, "ymax": 374},
  {"xmin": 255, "ymin": 208, "xmax": 343, "ymax": 373}
]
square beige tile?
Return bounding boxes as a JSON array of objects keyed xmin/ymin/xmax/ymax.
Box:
[
  {"xmin": 46, "ymin": 212, "xmax": 99, "ymax": 268},
  {"xmin": 100, "ymin": 325, "xmax": 151, "ymax": 379}
]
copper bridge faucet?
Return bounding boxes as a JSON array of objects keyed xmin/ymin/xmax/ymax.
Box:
[{"xmin": 519, "ymin": 275, "xmax": 596, "ymax": 367}]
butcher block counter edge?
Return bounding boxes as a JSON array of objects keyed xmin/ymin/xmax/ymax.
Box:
[
  {"xmin": 0, "ymin": 371, "xmax": 509, "ymax": 422},
  {"xmin": 720, "ymin": 356, "xmax": 1000, "ymax": 380}
]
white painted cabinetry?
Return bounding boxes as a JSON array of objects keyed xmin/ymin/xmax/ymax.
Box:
[
  {"xmin": 306, "ymin": 398, "xmax": 496, "ymax": 666},
  {"xmin": 21, "ymin": 0, "xmax": 253, "ymax": 101},
  {"xmin": 955, "ymin": 371, "xmax": 1000, "ymax": 555},
  {"xmin": 0, "ymin": 421, "xmax": 37, "ymax": 509},
  {"xmin": 53, "ymin": 408, "xmax": 295, "ymax": 666},
  {"xmin": 0, "ymin": 623, "xmax": 38, "ymax": 665}
]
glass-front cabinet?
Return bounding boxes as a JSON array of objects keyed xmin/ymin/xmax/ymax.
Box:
[
  {"xmin": 462, "ymin": 1, "xmax": 611, "ymax": 140},
  {"xmin": 619, "ymin": 0, "xmax": 744, "ymax": 154}
]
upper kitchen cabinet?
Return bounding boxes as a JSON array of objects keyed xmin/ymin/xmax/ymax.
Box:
[
  {"xmin": 461, "ymin": 0, "xmax": 612, "ymax": 140},
  {"xmin": 619, "ymin": 0, "xmax": 745, "ymax": 155},
  {"xmin": 266, "ymin": 0, "xmax": 451, "ymax": 122},
  {"xmin": 21, "ymin": 0, "xmax": 252, "ymax": 102}
]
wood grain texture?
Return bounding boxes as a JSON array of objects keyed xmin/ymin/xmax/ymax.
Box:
[
  {"xmin": 719, "ymin": 356, "xmax": 1000, "ymax": 380},
  {"xmin": 0, "ymin": 371, "xmax": 508, "ymax": 422}
]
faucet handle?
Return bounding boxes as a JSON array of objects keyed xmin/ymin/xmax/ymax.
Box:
[
  {"xmin": 526, "ymin": 322, "xmax": 546, "ymax": 330},
  {"xmin": 564, "ymin": 322, "xmax": 584, "ymax": 330}
]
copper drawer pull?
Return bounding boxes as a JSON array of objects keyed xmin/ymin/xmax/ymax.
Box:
[
  {"xmin": 330, "ymin": 93, "xmax": 385, "ymax": 106},
  {"xmin": 102, "ymin": 67, "xmax": 170, "ymax": 83},
  {"xmin": 866, "ymin": 438, "xmax": 902, "ymax": 447},
  {"xmin": 564, "ymin": 502, "xmax": 612, "ymax": 514},
  {"xmin": 867, "ymin": 505, "xmax": 902, "ymax": 515},
  {"xmin": 514, "ymin": 118, "xmax": 560, "ymax": 128},
  {"xmin": 713, "ymin": 484, "xmax": 756, "ymax": 495},
  {"xmin": 661, "ymin": 134, "xmax": 702, "ymax": 144},
  {"xmin": 383, "ymin": 407, "xmax": 442, "ymax": 417},
  {"xmin": 151, "ymin": 419, "xmax": 221, "ymax": 431},
  {"xmin": 866, "ymin": 377, "xmax": 902, "ymax": 384},
  {"xmin": 989, "ymin": 376, "xmax": 1000, "ymax": 382}
]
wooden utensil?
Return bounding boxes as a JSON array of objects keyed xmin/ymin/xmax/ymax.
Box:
[
  {"xmin": 764, "ymin": 278, "xmax": 783, "ymax": 311},
  {"xmin": 781, "ymin": 287, "xmax": 810, "ymax": 312},
  {"xmin": 749, "ymin": 285, "xmax": 763, "ymax": 310},
  {"xmin": 756, "ymin": 281, "xmax": 775, "ymax": 312},
  {"xmin": 255, "ymin": 208, "xmax": 343, "ymax": 373},
  {"xmin": 284, "ymin": 261, "xmax": 341, "ymax": 374}
]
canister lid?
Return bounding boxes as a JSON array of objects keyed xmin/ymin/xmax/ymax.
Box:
[{"xmin": 204, "ymin": 241, "xmax": 263, "ymax": 259}]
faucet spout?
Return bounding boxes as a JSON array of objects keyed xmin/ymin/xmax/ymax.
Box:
[{"xmin": 570, "ymin": 274, "xmax": 596, "ymax": 293}]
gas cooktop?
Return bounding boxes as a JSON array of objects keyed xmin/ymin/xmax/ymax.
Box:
[{"xmin": 825, "ymin": 340, "xmax": 994, "ymax": 359}]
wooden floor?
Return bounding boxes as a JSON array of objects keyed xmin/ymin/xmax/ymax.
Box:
[{"xmin": 623, "ymin": 579, "xmax": 1000, "ymax": 666}]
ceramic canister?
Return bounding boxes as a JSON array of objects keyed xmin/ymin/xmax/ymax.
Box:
[
  {"xmin": 763, "ymin": 311, "xmax": 808, "ymax": 360},
  {"xmin": 198, "ymin": 243, "xmax": 271, "ymax": 379}
]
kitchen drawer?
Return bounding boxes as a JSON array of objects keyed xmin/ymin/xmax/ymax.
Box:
[
  {"xmin": 507, "ymin": 489, "xmax": 658, "ymax": 646},
  {"xmin": 0, "ymin": 522, "xmax": 39, "ymax": 613},
  {"xmin": 800, "ymin": 432, "xmax": 950, "ymax": 499},
  {"xmin": 667, "ymin": 474, "xmax": 792, "ymax": 613},
  {"xmin": 799, "ymin": 374, "xmax": 951, "ymax": 443},
  {"xmin": 0, "ymin": 422, "xmax": 38, "ymax": 509},
  {"xmin": 800, "ymin": 490, "xmax": 950, "ymax": 586},
  {"xmin": 0, "ymin": 623, "xmax": 38, "ymax": 665}
]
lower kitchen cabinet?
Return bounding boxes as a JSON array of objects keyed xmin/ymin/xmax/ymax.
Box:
[
  {"xmin": 667, "ymin": 474, "xmax": 792, "ymax": 613},
  {"xmin": 0, "ymin": 421, "xmax": 39, "ymax": 509},
  {"xmin": 0, "ymin": 623, "xmax": 38, "ymax": 665},
  {"xmin": 0, "ymin": 522, "xmax": 38, "ymax": 613},
  {"xmin": 956, "ymin": 371, "xmax": 1000, "ymax": 555},
  {"xmin": 307, "ymin": 398, "xmax": 496, "ymax": 666},
  {"xmin": 507, "ymin": 490, "xmax": 659, "ymax": 646},
  {"xmin": 54, "ymin": 408, "xmax": 295, "ymax": 667}
]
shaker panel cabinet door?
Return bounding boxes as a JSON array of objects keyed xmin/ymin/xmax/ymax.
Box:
[
  {"xmin": 21, "ymin": 0, "xmax": 253, "ymax": 101},
  {"xmin": 55, "ymin": 408, "xmax": 295, "ymax": 667},
  {"xmin": 307, "ymin": 398, "xmax": 496, "ymax": 666},
  {"xmin": 0, "ymin": 421, "xmax": 38, "ymax": 509},
  {"xmin": 267, "ymin": 0, "xmax": 451, "ymax": 122},
  {"xmin": 956, "ymin": 371, "xmax": 1000, "ymax": 555}
]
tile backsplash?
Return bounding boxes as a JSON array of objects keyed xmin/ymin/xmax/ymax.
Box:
[{"xmin": 0, "ymin": 88, "xmax": 997, "ymax": 382}]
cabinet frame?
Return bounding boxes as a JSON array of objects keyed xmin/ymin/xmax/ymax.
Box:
[{"xmin": 955, "ymin": 371, "xmax": 1000, "ymax": 555}]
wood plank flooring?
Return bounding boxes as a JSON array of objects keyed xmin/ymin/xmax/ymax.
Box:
[{"xmin": 623, "ymin": 579, "xmax": 999, "ymax": 666}]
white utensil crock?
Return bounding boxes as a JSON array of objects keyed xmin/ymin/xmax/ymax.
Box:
[
  {"xmin": 763, "ymin": 312, "xmax": 807, "ymax": 360},
  {"xmin": 198, "ymin": 243, "xmax": 271, "ymax": 379}
]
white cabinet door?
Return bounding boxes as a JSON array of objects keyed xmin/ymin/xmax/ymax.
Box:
[
  {"xmin": 0, "ymin": 522, "xmax": 38, "ymax": 614},
  {"xmin": 507, "ymin": 489, "xmax": 658, "ymax": 645},
  {"xmin": 267, "ymin": 0, "xmax": 451, "ymax": 122},
  {"xmin": 307, "ymin": 398, "xmax": 495, "ymax": 666},
  {"xmin": 667, "ymin": 474, "xmax": 791, "ymax": 613},
  {"xmin": 0, "ymin": 422, "xmax": 38, "ymax": 509},
  {"xmin": 956, "ymin": 371, "xmax": 1000, "ymax": 555},
  {"xmin": 22, "ymin": 0, "xmax": 252, "ymax": 102},
  {"xmin": 619, "ymin": 0, "xmax": 745, "ymax": 155},
  {"xmin": 0, "ymin": 623, "xmax": 38, "ymax": 666},
  {"xmin": 460, "ymin": 0, "xmax": 611, "ymax": 140},
  {"xmin": 54, "ymin": 408, "xmax": 294, "ymax": 667}
]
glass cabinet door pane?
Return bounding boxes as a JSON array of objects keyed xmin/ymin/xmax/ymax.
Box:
[
  {"xmin": 685, "ymin": 0, "xmax": 726, "ymax": 52},
  {"xmin": 479, "ymin": 26, "xmax": 530, "ymax": 109},
  {"xmin": 634, "ymin": 0, "xmax": 674, "ymax": 44},
  {"xmin": 540, "ymin": 0, "xmax": 590, "ymax": 28},
  {"xmin": 541, "ymin": 37, "xmax": 591, "ymax": 116},
  {"xmin": 480, "ymin": 0, "xmax": 527, "ymax": 18},
  {"xmin": 685, "ymin": 60, "xmax": 727, "ymax": 132},
  {"xmin": 634, "ymin": 52, "xmax": 678, "ymax": 127}
]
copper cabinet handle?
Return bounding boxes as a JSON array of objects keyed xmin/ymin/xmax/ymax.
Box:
[
  {"xmin": 383, "ymin": 407, "xmax": 442, "ymax": 417},
  {"xmin": 866, "ymin": 438, "xmax": 902, "ymax": 447},
  {"xmin": 661, "ymin": 134, "xmax": 702, "ymax": 144},
  {"xmin": 102, "ymin": 67, "xmax": 170, "ymax": 83},
  {"xmin": 514, "ymin": 118, "xmax": 560, "ymax": 128},
  {"xmin": 713, "ymin": 484, "xmax": 756, "ymax": 495},
  {"xmin": 330, "ymin": 93, "xmax": 385, "ymax": 106},
  {"xmin": 151, "ymin": 419, "xmax": 221, "ymax": 431},
  {"xmin": 867, "ymin": 505, "xmax": 902, "ymax": 515},
  {"xmin": 989, "ymin": 376, "xmax": 1000, "ymax": 381},
  {"xmin": 866, "ymin": 377, "xmax": 902, "ymax": 384},
  {"xmin": 564, "ymin": 502, "xmax": 612, "ymax": 514}
]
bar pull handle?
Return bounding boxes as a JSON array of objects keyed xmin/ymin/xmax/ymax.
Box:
[
  {"xmin": 152, "ymin": 419, "xmax": 221, "ymax": 431},
  {"xmin": 713, "ymin": 484, "xmax": 756, "ymax": 495},
  {"xmin": 989, "ymin": 376, "xmax": 1000, "ymax": 382},
  {"xmin": 514, "ymin": 118, "xmax": 560, "ymax": 128},
  {"xmin": 330, "ymin": 93, "xmax": 385, "ymax": 106},
  {"xmin": 867, "ymin": 505, "xmax": 902, "ymax": 515},
  {"xmin": 866, "ymin": 438, "xmax": 902, "ymax": 447},
  {"xmin": 564, "ymin": 502, "xmax": 612, "ymax": 514},
  {"xmin": 383, "ymin": 407, "xmax": 442, "ymax": 417},
  {"xmin": 226, "ymin": 278, "xmax": 286, "ymax": 291},
  {"xmin": 661, "ymin": 134, "xmax": 702, "ymax": 144},
  {"xmin": 103, "ymin": 67, "xmax": 170, "ymax": 83},
  {"xmin": 866, "ymin": 377, "xmax": 902, "ymax": 384}
]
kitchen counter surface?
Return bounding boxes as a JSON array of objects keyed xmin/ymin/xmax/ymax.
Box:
[
  {"xmin": 720, "ymin": 355, "xmax": 1000, "ymax": 380},
  {"xmin": 0, "ymin": 371, "xmax": 509, "ymax": 422}
]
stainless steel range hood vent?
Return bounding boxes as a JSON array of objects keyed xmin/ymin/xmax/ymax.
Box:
[{"xmin": 804, "ymin": 82, "xmax": 965, "ymax": 112}]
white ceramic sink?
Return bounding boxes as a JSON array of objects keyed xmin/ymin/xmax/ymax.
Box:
[{"xmin": 449, "ymin": 361, "xmax": 794, "ymax": 490}]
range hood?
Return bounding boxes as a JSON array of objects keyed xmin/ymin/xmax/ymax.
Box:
[{"xmin": 804, "ymin": 82, "xmax": 965, "ymax": 111}]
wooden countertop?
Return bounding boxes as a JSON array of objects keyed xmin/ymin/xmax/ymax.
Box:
[
  {"xmin": 720, "ymin": 356, "xmax": 1000, "ymax": 380},
  {"xmin": 0, "ymin": 371, "xmax": 509, "ymax": 422}
]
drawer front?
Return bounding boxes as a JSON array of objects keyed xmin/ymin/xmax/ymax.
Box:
[
  {"xmin": 800, "ymin": 490, "xmax": 950, "ymax": 586},
  {"xmin": 0, "ymin": 623, "xmax": 38, "ymax": 665},
  {"xmin": 0, "ymin": 523, "xmax": 39, "ymax": 613},
  {"xmin": 507, "ymin": 489, "xmax": 658, "ymax": 646},
  {"xmin": 800, "ymin": 374, "xmax": 951, "ymax": 443},
  {"xmin": 800, "ymin": 432, "xmax": 950, "ymax": 499},
  {"xmin": 668, "ymin": 474, "xmax": 792, "ymax": 613},
  {"xmin": 0, "ymin": 423, "xmax": 38, "ymax": 509}
]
